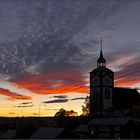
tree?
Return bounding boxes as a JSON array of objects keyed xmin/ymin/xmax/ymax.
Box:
[
  {"xmin": 54, "ymin": 108, "xmax": 67, "ymax": 117},
  {"xmin": 81, "ymin": 96, "xmax": 90, "ymax": 116},
  {"xmin": 66, "ymin": 110, "xmax": 78, "ymax": 117},
  {"xmin": 54, "ymin": 108, "xmax": 78, "ymax": 118}
]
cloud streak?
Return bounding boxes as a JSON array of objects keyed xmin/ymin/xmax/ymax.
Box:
[
  {"xmin": 0, "ymin": 88, "xmax": 32, "ymax": 100},
  {"xmin": 42, "ymin": 99, "xmax": 69, "ymax": 104},
  {"xmin": 70, "ymin": 97, "xmax": 86, "ymax": 101},
  {"xmin": 115, "ymin": 59, "xmax": 140, "ymax": 87},
  {"xmin": 53, "ymin": 95, "xmax": 68, "ymax": 99},
  {"xmin": 20, "ymin": 102, "xmax": 33, "ymax": 105}
]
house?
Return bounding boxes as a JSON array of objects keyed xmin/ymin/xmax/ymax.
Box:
[
  {"xmin": 0, "ymin": 129, "xmax": 16, "ymax": 139},
  {"xmin": 74, "ymin": 125, "xmax": 89, "ymax": 139},
  {"xmin": 30, "ymin": 127, "xmax": 65, "ymax": 139},
  {"xmin": 88, "ymin": 117, "xmax": 140, "ymax": 139}
]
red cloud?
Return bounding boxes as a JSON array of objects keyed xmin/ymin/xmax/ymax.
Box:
[
  {"xmin": 13, "ymin": 70, "xmax": 89, "ymax": 94},
  {"xmin": 0, "ymin": 88, "xmax": 32, "ymax": 100},
  {"xmin": 12, "ymin": 67, "xmax": 139, "ymax": 95}
]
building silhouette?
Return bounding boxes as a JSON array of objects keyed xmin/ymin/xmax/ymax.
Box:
[
  {"xmin": 89, "ymin": 40, "xmax": 114, "ymax": 117},
  {"xmin": 89, "ymin": 40, "xmax": 140, "ymax": 118},
  {"xmin": 87, "ymin": 40, "xmax": 140, "ymax": 139}
]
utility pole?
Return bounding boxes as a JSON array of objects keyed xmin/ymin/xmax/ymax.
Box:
[{"xmin": 39, "ymin": 104, "xmax": 41, "ymax": 117}]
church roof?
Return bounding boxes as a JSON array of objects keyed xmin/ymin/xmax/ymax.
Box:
[
  {"xmin": 74, "ymin": 125, "xmax": 88, "ymax": 133},
  {"xmin": 30, "ymin": 127, "xmax": 65, "ymax": 139},
  {"xmin": 88, "ymin": 117, "xmax": 138, "ymax": 126},
  {"xmin": 0, "ymin": 130, "xmax": 16, "ymax": 139},
  {"xmin": 89, "ymin": 117, "xmax": 130, "ymax": 125},
  {"xmin": 113, "ymin": 87, "xmax": 140, "ymax": 110},
  {"xmin": 90, "ymin": 67, "xmax": 114, "ymax": 73}
]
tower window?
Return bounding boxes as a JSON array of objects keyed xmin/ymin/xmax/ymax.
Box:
[
  {"xmin": 93, "ymin": 78, "xmax": 98, "ymax": 85},
  {"xmin": 93, "ymin": 89, "xmax": 98, "ymax": 98},
  {"xmin": 105, "ymin": 89, "xmax": 110, "ymax": 99}
]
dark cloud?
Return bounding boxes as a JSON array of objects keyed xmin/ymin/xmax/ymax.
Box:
[
  {"xmin": 9, "ymin": 112, "xmax": 15, "ymax": 114},
  {"xmin": 43, "ymin": 99, "xmax": 69, "ymax": 104},
  {"xmin": 20, "ymin": 102, "xmax": 32, "ymax": 105},
  {"xmin": 0, "ymin": 0, "xmax": 132, "ymax": 77},
  {"xmin": 70, "ymin": 97, "xmax": 86, "ymax": 101},
  {"xmin": 53, "ymin": 95, "xmax": 68, "ymax": 99},
  {"xmin": 14, "ymin": 104, "xmax": 34, "ymax": 108},
  {"xmin": 32, "ymin": 113, "xmax": 38, "ymax": 115},
  {"xmin": 107, "ymin": 42, "xmax": 140, "ymax": 66},
  {"xmin": 115, "ymin": 57, "xmax": 140, "ymax": 87},
  {"xmin": 116, "ymin": 61, "xmax": 140, "ymax": 80}
]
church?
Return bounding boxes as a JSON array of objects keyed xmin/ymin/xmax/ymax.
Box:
[
  {"xmin": 89, "ymin": 40, "xmax": 140, "ymax": 118},
  {"xmin": 74, "ymin": 40, "xmax": 140, "ymax": 139}
]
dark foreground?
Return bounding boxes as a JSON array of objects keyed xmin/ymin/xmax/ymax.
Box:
[{"xmin": 0, "ymin": 116, "xmax": 140, "ymax": 139}]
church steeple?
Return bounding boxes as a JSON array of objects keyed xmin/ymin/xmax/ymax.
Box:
[
  {"xmin": 97, "ymin": 39, "xmax": 106, "ymax": 67},
  {"xmin": 89, "ymin": 39, "xmax": 114, "ymax": 117}
]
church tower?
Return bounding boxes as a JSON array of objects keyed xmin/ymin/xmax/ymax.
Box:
[{"xmin": 89, "ymin": 40, "xmax": 114, "ymax": 117}]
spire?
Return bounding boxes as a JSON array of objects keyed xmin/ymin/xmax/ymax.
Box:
[
  {"xmin": 100, "ymin": 38, "xmax": 103, "ymax": 58},
  {"xmin": 97, "ymin": 38, "xmax": 106, "ymax": 67}
]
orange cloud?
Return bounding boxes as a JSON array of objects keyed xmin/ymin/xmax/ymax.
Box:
[
  {"xmin": 0, "ymin": 88, "xmax": 32, "ymax": 100},
  {"xmin": 12, "ymin": 68, "xmax": 139, "ymax": 95},
  {"xmin": 13, "ymin": 70, "xmax": 88, "ymax": 94}
]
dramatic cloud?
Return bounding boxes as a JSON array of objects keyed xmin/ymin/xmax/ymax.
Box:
[
  {"xmin": 14, "ymin": 70, "xmax": 88, "ymax": 94},
  {"xmin": 0, "ymin": 0, "xmax": 132, "ymax": 77},
  {"xmin": 0, "ymin": 0, "xmax": 140, "ymax": 117},
  {"xmin": 107, "ymin": 42, "xmax": 140, "ymax": 67},
  {"xmin": 0, "ymin": 88, "xmax": 32, "ymax": 100},
  {"xmin": 43, "ymin": 99, "xmax": 69, "ymax": 104},
  {"xmin": 115, "ymin": 58, "xmax": 140, "ymax": 87},
  {"xmin": 0, "ymin": 80, "xmax": 35, "ymax": 101},
  {"xmin": 0, "ymin": 0, "xmax": 139, "ymax": 90}
]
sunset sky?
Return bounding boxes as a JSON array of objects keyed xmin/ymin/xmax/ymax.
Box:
[{"xmin": 0, "ymin": 0, "xmax": 140, "ymax": 117}]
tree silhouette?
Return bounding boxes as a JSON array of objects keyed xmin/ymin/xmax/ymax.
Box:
[
  {"xmin": 54, "ymin": 108, "xmax": 78, "ymax": 118},
  {"xmin": 81, "ymin": 96, "xmax": 90, "ymax": 116}
]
